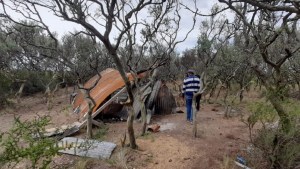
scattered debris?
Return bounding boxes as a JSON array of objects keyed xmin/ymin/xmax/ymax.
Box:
[
  {"xmin": 73, "ymin": 68, "xmax": 147, "ymax": 118},
  {"xmin": 175, "ymin": 107, "xmax": 184, "ymax": 113},
  {"xmin": 225, "ymin": 134, "xmax": 236, "ymax": 140},
  {"xmin": 216, "ymin": 112, "xmax": 225, "ymax": 115},
  {"xmin": 72, "ymin": 68, "xmax": 178, "ymax": 125},
  {"xmin": 183, "ymin": 157, "xmax": 190, "ymax": 160},
  {"xmin": 147, "ymin": 154, "xmax": 153, "ymax": 157},
  {"xmin": 245, "ymin": 145, "xmax": 254, "ymax": 154},
  {"xmin": 159, "ymin": 122, "xmax": 176, "ymax": 131},
  {"xmin": 235, "ymin": 161, "xmax": 251, "ymax": 169},
  {"xmin": 265, "ymin": 120, "xmax": 279, "ymax": 129},
  {"xmin": 147, "ymin": 124, "xmax": 160, "ymax": 132},
  {"xmin": 236, "ymin": 155, "xmax": 246, "ymax": 164},
  {"xmin": 58, "ymin": 137, "xmax": 116, "ymax": 159}
]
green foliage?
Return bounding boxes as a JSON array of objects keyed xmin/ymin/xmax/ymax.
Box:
[
  {"xmin": 105, "ymin": 159, "xmax": 117, "ymax": 166},
  {"xmin": 265, "ymin": 86, "xmax": 290, "ymax": 101},
  {"xmin": 0, "ymin": 73, "xmax": 12, "ymax": 107},
  {"xmin": 254, "ymin": 127, "xmax": 300, "ymax": 169},
  {"xmin": 12, "ymin": 71, "xmax": 60, "ymax": 95},
  {"xmin": 138, "ymin": 132, "xmax": 155, "ymax": 142},
  {"xmin": 247, "ymin": 100, "xmax": 300, "ymax": 168},
  {"xmin": 247, "ymin": 101, "xmax": 277, "ymax": 127},
  {"xmin": 0, "ymin": 116, "xmax": 61, "ymax": 169},
  {"xmin": 282, "ymin": 99, "xmax": 300, "ymax": 118}
]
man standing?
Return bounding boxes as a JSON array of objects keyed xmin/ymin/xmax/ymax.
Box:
[{"xmin": 182, "ymin": 69, "xmax": 201, "ymax": 123}]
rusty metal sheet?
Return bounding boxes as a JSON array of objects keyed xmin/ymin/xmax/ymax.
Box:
[{"xmin": 72, "ymin": 68, "xmax": 147, "ymax": 119}]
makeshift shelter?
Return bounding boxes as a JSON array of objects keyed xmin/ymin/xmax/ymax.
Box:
[{"xmin": 72, "ymin": 68, "xmax": 177, "ymax": 124}]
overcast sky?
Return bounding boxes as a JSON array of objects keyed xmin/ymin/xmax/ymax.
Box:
[{"xmin": 3, "ymin": 0, "xmax": 224, "ymax": 53}]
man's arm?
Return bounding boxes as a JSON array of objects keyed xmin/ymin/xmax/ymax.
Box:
[{"xmin": 194, "ymin": 76, "xmax": 204, "ymax": 97}]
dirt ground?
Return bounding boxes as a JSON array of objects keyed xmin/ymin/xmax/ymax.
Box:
[{"xmin": 0, "ymin": 88, "xmax": 255, "ymax": 169}]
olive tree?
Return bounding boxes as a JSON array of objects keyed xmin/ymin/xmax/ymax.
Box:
[{"xmin": 218, "ymin": 0, "xmax": 300, "ymax": 132}]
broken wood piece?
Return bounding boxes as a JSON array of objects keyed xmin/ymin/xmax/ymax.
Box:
[
  {"xmin": 147, "ymin": 124, "xmax": 160, "ymax": 132},
  {"xmin": 92, "ymin": 119, "xmax": 103, "ymax": 127},
  {"xmin": 58, "ymin": 137, "xmax": 116, "ymax": 159}
]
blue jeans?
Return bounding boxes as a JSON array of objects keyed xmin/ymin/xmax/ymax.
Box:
[{"xmin": 185, "ymin": 95, "xmax": 193, "ymax": 121}]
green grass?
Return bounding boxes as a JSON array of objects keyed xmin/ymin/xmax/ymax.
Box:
[
  {"xmin": 138, "ymin": 132, "xmax": 155, "ymax": 142},
  {"xmin": 106, "ymin": 159, "xmax": 117, "ymax": 166},
  {"xmin": 75, "ymin": 158, "xmax": 93, "ymax": 169},
  {"xmin": 92, "ymin": 125, "xmax": 109, "ymax": 141}
]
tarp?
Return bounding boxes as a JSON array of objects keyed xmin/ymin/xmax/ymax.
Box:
[{"xmin": 72, "ymin": 68, "xmax": 147, "ymax": 119}]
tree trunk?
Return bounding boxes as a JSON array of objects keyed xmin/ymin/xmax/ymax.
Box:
[
  {"xmin": 268, "ymin": 94, "xmax": 291, "ymax": 132},
  {"xmin": 216, "ymin": 84, "xmax": 225, "ymax": 101},
  {"xmin": 140, "ymin": 101, "xmax": 147, "ymax": 136},
  {"xmin": 15, "ymin": 82, "xmax": 25, "ymax": 103},
  {"xmin": 84, "ymin": 99, "xmax": 94, "ymax": 139},
  {"xmin": 65, "ymin": 84, "xmax": 68, "ymax": 94},
  {"xmin": 239, "ymin": 83, "xmax": 244, "ymax": 102},
  {"xmin": 78, "ymin": 86, "xmax": 96, "ymax": 139},
  {"xmin": 135, "ymin": 87, "xmax": 147, "ymax": 136},
  {"xmin": 109, "ymin": 51, "xmax": 137, "ymax": 149},
  {"xmin": 223, "ymin": 87, "xmax": 229, "ymax": 103},
  {"xmin": 87, "ymin": 110, "xmax": 93, "ymax": 139},
  {"xmin": 45, "ymin": 86, "xmax": 52, "ymax": 110},
  {"xmin": 131, "ymin": 72, "xmax": 147, "ymax": 136},
  {"xmin": 297, "ymin": 81, "xmax": 300, "ymax": 94},
  {"xmin": 127, "ymin": 106, "xmax": 137, "ymax": 149}
]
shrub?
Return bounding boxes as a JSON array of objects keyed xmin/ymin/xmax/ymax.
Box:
[
  {"xmin": 247, "ymin": 100, "xmax": 300, "ymax": 169},
  {"xmin": 0, "ymin": 73, "xmax": 12, "ymax": 107},
  {"xmin": 0, "ymin": 115, "xmax": 60, "ymax": 169},
  {"xmin": 254, "ymin": 127, "xmax": 300, "ymax": 169}
]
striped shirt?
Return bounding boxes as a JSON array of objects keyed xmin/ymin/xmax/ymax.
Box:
[{"xmin": 182, "ymin": 75, "xmax": 201, "ymax": 95}]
